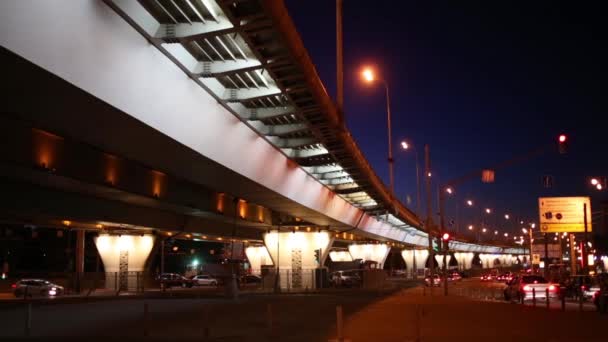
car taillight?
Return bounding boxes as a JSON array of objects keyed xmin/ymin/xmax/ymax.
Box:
[
  {"xmin": 593, "ymin": 291, "xmax": 600, "ymax": 299},
  {"xmin": 523, "ymin": 285, "xmax": 532, "ymax": 292},
  {"xmin": 11, "ymin": 284, "xmax": 16, "ymax": 289},
  {"xmin": 548, "ymin": 285, "xmax": 556, "ymax": 291}
]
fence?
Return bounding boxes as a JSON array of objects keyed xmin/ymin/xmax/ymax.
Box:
[{"xmin": 1, "ymin": 272, "xmax": 157, "ymax": 295}]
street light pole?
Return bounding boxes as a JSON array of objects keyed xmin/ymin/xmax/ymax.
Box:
[
  {"xmin": 382, "ymin": 80, "xmax": 395, "ymax": 194},
  {"xmin": 414, "ymin": 148, "xmax": 421, "ymax": 217},
  {"xmin": 424, "ymin": 144, "xmax": 435, "ymax": 293}
]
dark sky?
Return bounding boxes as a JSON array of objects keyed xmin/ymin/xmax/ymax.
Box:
[{"xmin": 286, "ymin": 1, "xmax": 608, "ymax": 237}]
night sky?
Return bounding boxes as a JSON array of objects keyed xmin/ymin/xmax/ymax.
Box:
[{"xmin": 286, "ymin": 1, "xmax": 608, "ymax": 238}]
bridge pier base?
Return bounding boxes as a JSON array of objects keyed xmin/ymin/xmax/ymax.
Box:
[
  {"xmin": 263, "ymin": 231, "xmax": 333, "ymax": 290},
  {"xmin": 94, "ymin": 234, "xmax": 154, "ymax": 292}
]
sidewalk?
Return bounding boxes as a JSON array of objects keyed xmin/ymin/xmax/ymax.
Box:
[{"xmin": 338, "ymin": 286, "xmax": 607, "ymax": 341}]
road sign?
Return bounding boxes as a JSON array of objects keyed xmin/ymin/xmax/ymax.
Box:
[
  {"xmin": 538, "ymin": 197, "xmax": 592, "ymax": 233},
  {"xmin": 532, "ymin": 254, "xmax": 541, "ymax": 265}
]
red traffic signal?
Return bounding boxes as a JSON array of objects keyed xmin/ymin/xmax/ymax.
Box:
[
  {"xmin": 441, "ymin": 232, "xmax": 450, "ymax": 241},
  {"xmin": 558, "ymin": 134, "xmax": 567, "ymax": 143}
]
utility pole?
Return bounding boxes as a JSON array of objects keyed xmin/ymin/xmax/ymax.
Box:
[
  {"xmin": 424, "ymin": 144, "xmax": 435, "ymax": 293},
  {"xmin": 569, "ymin": 234, "xmax": 577, "ymax": 275},
  {"xmin": 336, "ymin": 0, "xmax": 344, "ymax": 126},
  {"xmin": 583, "ymin": 203, "xmax": 589, "ymax": 273}
]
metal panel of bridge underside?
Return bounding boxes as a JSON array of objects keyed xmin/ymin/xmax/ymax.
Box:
[{"xmin": 0, "ymin": 0, "xmax": 408, "ymax": 242}]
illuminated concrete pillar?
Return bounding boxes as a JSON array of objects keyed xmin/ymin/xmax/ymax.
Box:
[
  {"xmin": 348, "ymin": 243, "xmax": 390, "ymax": 269},
  {"xmin": 414, "ymin": 249, "xmax": 428, "ymax": 272},
  {"xmin": 95, "ymin": 234, "xmax": 155, "ymax": 291},
  {"xmin": 264, "ymin": 231, "xmax": 333, "ymax": 289},
  {"xmin": 244, "ymin": 246, "xmax": 273, "ymax": 275},
  {"xmin": 329, "ymin": 250, "xmax": 353, "ymax": 262},
  {"xmin": 401, "ymin": 249, "xmax": 414, "ymax": 274},
  {"xmin": 454, "ymin": 252, "xmax": 474, "ymax": 270},
  {"xmin": 479, "ymin": 254, "xmax": 488, "ymax": 269}
]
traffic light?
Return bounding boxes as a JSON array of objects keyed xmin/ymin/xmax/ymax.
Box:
[
  {"xmin": 441, "ymin": 232, "xmax": 451, "ymax": 251},
  {"xmin": 314, "ymin": 249, "xmax": 321, "ymax": 265},
  {"xmin": 558, "ymin": 134, "xmax": 568, "ymax": 154}
]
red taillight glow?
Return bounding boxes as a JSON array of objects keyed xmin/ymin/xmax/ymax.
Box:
[
  {"xmin": 549, "ymin": 285, "xmax": 556, "ymax": 291},
  {"xmin": 11, "ymin": 284, "xmax": 16, "ymax": 289},
  {"xmin": 523, "ymin": 285, "xmax": 532, "ymax": 292}
]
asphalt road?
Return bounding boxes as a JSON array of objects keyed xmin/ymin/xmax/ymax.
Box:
[{"xmin": 437, "ymin": 277, "xmax": 598, "ymax": 311}]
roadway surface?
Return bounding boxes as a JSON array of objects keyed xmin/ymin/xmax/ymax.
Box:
[
  {"xmin": 0, "ymin": 279, "xmax": 605, "ymax": 341},
  {"xmin": 446, "ymin": 277, "xmax": 597, "ymax": 311}
]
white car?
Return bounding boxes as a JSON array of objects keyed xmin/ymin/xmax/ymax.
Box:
[
  {"xmin": 191, "ymin": 275, "xmax": 218, "ymax": 286},
  {"xmin": 13, "ymin": 279, "xmax": 64, "ymax": 298}
]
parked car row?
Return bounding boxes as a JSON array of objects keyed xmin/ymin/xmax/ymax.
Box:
[{"xmin": 157, "ymin": 273, "xmax": 262, "ymax": 288}]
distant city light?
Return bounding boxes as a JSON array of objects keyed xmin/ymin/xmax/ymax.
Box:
[
  {"xmin": 466, "ymin": 200, "xmax": 473, "ymax": 206},
  {"xmin": 591, "ymin": 178, "xmax": 599, "ymax": 186},
  {"xmin": 504, "ymin": 214, "xmax": 510, "ymax": 220},
  {"xmin": 401, "ymin": 141, "xmax": 409, "ymax": 150},
  {"xmin": 485, "ymin": 208, "xmax": 491, "ymax": 214}
]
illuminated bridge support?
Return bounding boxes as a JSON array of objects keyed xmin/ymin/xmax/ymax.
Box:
[
  {"xmin": 94, "ymin": 234, "xmax": 155, "ymax": 291},
  {"xmin": 414, "ymin": 250, "xmax": 429, "ymax": 273},
  {"xmin": 401, "ymin": 250, "xmax": 415, "ymax": 276},
  {"xmin": 244, "ymin": 245, "xmax": 273, "ymax": 275},
  {"xmin": 348, "ymin": 244, "xmax": 391, "ymax": 269},
  {"xmin": 263, "ymin": 231, "xmax": 333, "ymax": 290},
  {"xmin": 454, "ymin": 252, "xmax": 474, "ymax": 271}
]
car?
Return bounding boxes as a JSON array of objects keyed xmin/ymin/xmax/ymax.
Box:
[
  {"xmin": 330, "ymin": 270, "xmax": 361, "ymax": 287},
  {"xmin": 424, "ymin": 274, "xmax": 441, "ymax": 287},
  {"xmin": 448, "ymin": 272, "xmax": 462, "ymax": 281},
  {"xmin": 191, "ymin": 274, "xmax": 218, "ymax": 286},
  {"xmin": 240, "ymin": 274, "xmax": 262, "ymax": 284},
  {"xmin": 158, "ymin": 273, "xmax": 193, "ymax": 288},
  {"xmin": 480, "ymin": 274, "xmax": 494, "ymax": 282},
  {"xmin": 503, "ymin": 275, "xmax": 560, "ymax": 301},
  {"xmin": 497, "ymin": 272, "xmax": 514, "ymax": 282},
  {"xmin": 12, "ymin": 279, "xmax": 64, "ymax": 298}
]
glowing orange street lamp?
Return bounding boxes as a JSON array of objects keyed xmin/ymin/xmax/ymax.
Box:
[{"xmin": 360, "ymin": 67, "xmax": 394, "ymax": 194}]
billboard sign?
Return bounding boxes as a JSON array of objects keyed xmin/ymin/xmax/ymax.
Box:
[{"xmin": 538, "ymin": 197, "xmax": 592, "ymax": 233}]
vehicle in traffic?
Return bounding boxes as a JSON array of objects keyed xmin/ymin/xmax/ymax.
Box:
[
  {"xmin": 240, "ymin": 274, "xmax": 262, "ymax": 284},
  {"xmin": 331, "ymin": 270, "xmax": 362, "ymax": 287},
  {"xmin": 425, "ymin": 274, "xmax": 441, "ymax": 286},
  {"xmin": 158, "ymin": 273, "xmax": 193, "ymax": 288},
  {"xmin": 448, "ymin": 272, "xmax": 462, "ymax": 281},
  {"xmin": 504, "ymin": 275, "xmax": 560, "ymax": 301},
  {"xmin": 12, "ymin": 279, "xmax": 64, "ymax": 298},
  {"xmin": 191, "ymin": 274, "xmax": 219, "ymax": 286},
  {"xmin": 330, "ymin": 270, "xmax": 361, "ymax": 287},
  {"xmin": 497, "ymin": 272, "xmax": 513, "ymax": 282},
  {"xmin": 480, "ymin": 274, "xmax": 494, "ymax": 282}
]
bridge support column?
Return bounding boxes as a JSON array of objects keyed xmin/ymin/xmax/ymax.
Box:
[
  {"xmin": 94, "ymin": 234, "xmax": 155, "ymax": 292},
  {"xmin": 414, "ymin": 250, "xmax": 428, "ymax": 276},
  {"xmin": 263, "ymin": 231, "xmax": 333, "ymax": 290},
  {"xmin": 244, "ymin": 246, "xmax": 273, "ymax": 275},
  {"xmin": 479, "ymin": 254, "xmax": 489, "ymax": 269},
  {"xmin": 348, "ymin": 243, "xmax": 390, "ymax": 269},
  {"xmin": 454, "ymin": 252, "xmax": 474, "ymax": 270},
  {"xmin": 401, "ymin": 249, "xmax": 414, "ymax": 277}
]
